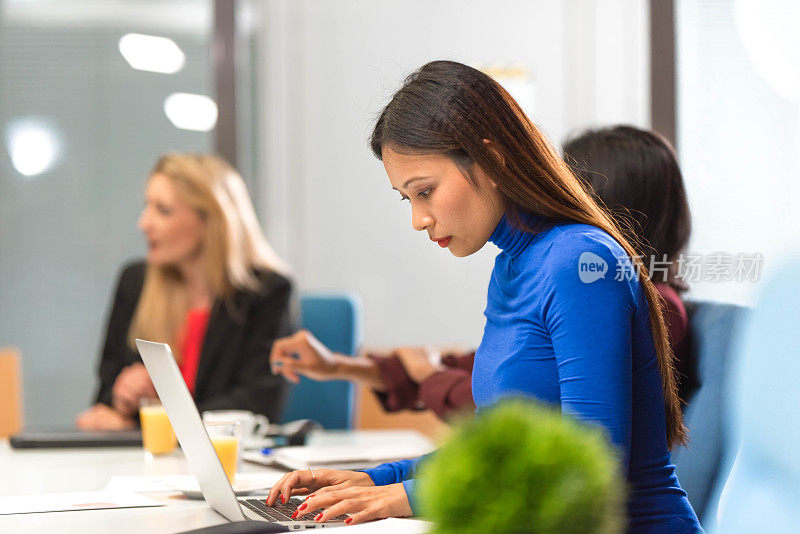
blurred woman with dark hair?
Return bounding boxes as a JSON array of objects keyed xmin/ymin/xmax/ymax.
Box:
[
  {"xmin": 267, "ymin": 61, "xmax": 701, "ymax": 531},
  {"xmin": 563, "ymin": 126, "xmax": 694, "ymax": 402}
]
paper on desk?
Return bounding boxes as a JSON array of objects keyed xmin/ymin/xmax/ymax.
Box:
[
  {"xmin": 268, "ymin": 444, "xmax": 432, "ymax": 471},
  {"xmin": 341, "ymin": 518, "xmax": 431, "ymax": 533},
  {"xmin": 0, "ymin": 491, "xmax": 163, "ymax": 515}
]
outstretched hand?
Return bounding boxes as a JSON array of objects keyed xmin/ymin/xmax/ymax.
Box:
[{"xmin": 269, "ymin": 329, "xmax": 339, "ymax": 383}]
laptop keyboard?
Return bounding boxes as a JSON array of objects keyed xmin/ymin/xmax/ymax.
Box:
[{"xmin": 242, "ymin": 499, "xmax": 348, "ymax": 523}]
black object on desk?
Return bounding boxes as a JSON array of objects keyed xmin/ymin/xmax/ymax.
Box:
[
  {"xmin": 9, "ymin": 428, "xmax": 142, "ymax": 448},
  {"xmin": 275, "ymin": 419, "xmax": 322, "ymax": 446}
]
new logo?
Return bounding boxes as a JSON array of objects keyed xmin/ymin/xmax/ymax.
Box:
[{"xmin": 578, "ymin": 252, "xmax": 608, "ymax": 284}]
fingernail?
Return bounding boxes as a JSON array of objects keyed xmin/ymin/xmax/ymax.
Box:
[
  {"xmin": 315, "ymin": 513, "xmax": 323, "ymax": 522},
  {"xmin": 345, "ymin": 518, "xmax": 353, "ymax": 524},
  {"xmin": 291, "ymin": 511, "xmax": 298, "ymax": 519},
  {"xmin": 281, "ymin": 494, "xmax": 287, "ymax": 503},
  {"xmin": 298, "ymin": 503, "xmax": 307, "ymax": 511}
]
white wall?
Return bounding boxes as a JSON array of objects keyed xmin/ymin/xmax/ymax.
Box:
[
  {"xmin": 677, "ymin": 0, "xmax": 800, "ymax": 306},
  {"xmin": 255, "ymin": 0, "xmax": 650, "ymax": 348}
]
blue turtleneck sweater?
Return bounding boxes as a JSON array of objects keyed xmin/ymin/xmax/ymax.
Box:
[{"xmin": 363, "ymin": 215, "xmax": 701, "ymax": 533}]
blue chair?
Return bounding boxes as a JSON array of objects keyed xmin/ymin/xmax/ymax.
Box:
[
  {"xmin": 278, "ymin": 292, "xmax": 363, "ymax": 429},
  {"xmin": 708, "ymin": 262, "xmax": 800, "ymax": 533},
  {"xmin": 671, "ymin": 300, "xmax": 748, "ymax": 529}
]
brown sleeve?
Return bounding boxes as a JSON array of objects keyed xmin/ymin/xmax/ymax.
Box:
[
  {"xmin": 417, "ymin": 367, "xmax": 475, "ymax": 419},
  {"xmin": 368, "ymin": 351, "xmax": 477, "ymax": 419},
  {"xmin": 441, "ymin": 351, "xmax": 476, "ymax": 373},
  {"xmin": 367, "ymin": 354, "xmax": 420, "ymax": 412}
]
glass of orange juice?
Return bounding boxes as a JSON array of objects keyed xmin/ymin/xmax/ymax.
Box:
[
  {"xmin": 204, "ymin": 421, "xmax": 240, "ymax": 484},
  {"xmin": 139, "ymin": 398, "xmax": 177, "ymax": 455}
]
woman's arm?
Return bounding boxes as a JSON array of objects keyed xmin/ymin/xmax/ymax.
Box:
[
  {"xmin": 77, "ymin": 263, "xmax": 144, "ymax": 429},
  {"xmin": 543, "ymin": 238, "xmax": 635, "ymax": 466},
  {"xmin": 264, "ymin": 458, "xmax": 431, "ymax": 524},
  {"xmin": 270, "ymin": 330, "xmax": 384, "ymax": 390},
  {"xmin": 417, "ymin": 352, "xmax": 475, "ymax": 417},
  {"xmin": 195, "ymin": 274, "xmax": 295, "ymax": 421},
  {"xmin": 94, "ymin": 263, "xmax": 145, "ymax": 407},
  {"xmin": 273, "ymin": 334, "xmax": 476, "ymax": 417},
  {"xmin": 370, "ymin": 351, "xmax": 475, "ymax": 417}
]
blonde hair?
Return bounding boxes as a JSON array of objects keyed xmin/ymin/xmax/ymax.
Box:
[{"xmin": 128, "ymin": 153, "xmax": 288, "ymax": 356}]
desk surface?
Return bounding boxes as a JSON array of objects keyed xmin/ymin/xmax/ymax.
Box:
[{"xmin": 0, "ymin": 430, "xmax": 433, "ymax": 533}]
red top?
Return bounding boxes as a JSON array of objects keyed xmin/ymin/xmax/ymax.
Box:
[{"xmin": 177, "ymin": 308, "xmax": 211, "ymax": 396}]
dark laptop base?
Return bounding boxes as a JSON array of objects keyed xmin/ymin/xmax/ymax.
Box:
[{"xmin": 9, "ymin": 428, "xmax": 142, "ymax": 448}]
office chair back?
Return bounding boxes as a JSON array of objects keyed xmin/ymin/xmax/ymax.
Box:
[
  {"xmin": 671, "ymin": 300, "xmax": 747, "ymax": 527},
  {"xmin": 709, "ymin": 262, "xmax": 800, "ymax": 533},
  {"xmin": 279, "ymin": 292, "xmax": 363, "ymax": 429}
]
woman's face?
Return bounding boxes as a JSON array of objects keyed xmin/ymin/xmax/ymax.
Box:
[
  {"xmin": 383, "ymin": 148, "xmax": 504, "ymax": 257},
  {"xmin": 137, "ymin": 173, "xmax": 205, "ymax": 267}
]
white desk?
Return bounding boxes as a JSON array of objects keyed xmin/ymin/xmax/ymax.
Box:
[{"xmin": 0, "ymin": 430, "xmax": 433, "ymax": 533}]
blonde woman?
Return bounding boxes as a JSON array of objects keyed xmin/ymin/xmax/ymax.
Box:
[{"xmin": 76, "ymin": 154, "xmax": 294, "ymax": 430}]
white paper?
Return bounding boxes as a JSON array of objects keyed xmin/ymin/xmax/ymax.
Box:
[
  {"xmin": 341, "ymin": 518, "xmax": 431, "ymax": 533},
  {"xmin": 270, "ymin": 444, "xmax": 432, "ymax": 470},
  {"xmin": 0, "ymin": 491, "xmax": 164, "ymax": 515}
]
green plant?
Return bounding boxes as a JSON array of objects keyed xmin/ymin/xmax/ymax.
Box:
[{"xmin": 417, "ymin": 399, "xmax": 626, "ymax": 534}]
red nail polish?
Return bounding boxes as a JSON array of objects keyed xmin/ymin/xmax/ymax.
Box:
[
  {"xmin": 291, "ymin": 511, "xmax": 298, "ymax": 519},
  {"xmin": 345, "ymin": 518, "xmax": 353, "ymax": 524},
  {"xmin": 315, "ymin": 513, "xmax": 323, "ymax": 522},
  {"xmin": 298, "ymin": 503, "xmax": 307, "ymax": 511},
  {"xmin": 308, "ymin": 494, "xmax": 315, "ymax": 498},
  {"xmin": 281, "ymin": 494, "xmax": 287, "ymax": 503}
]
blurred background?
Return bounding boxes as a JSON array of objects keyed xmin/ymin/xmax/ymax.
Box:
[{"xmin": 1, "ymin": 0, "xmax": 798, "ymax": 428}]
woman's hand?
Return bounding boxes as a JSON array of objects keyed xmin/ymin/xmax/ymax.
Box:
[
  {"xmin": 75, "ymin": 403, "xmax": 136, "ymax": 430},
  {"xmin": 297, "ymin": 483, "xmax": 412, "ymax": 525},
  {"xmin": 266, "ymin": 469, "xmax": 412, "ymax": 525},
  {"xmin": 395, "ymin": 346, "xmax": 443, "ymax": 384},
  {"xmin": 266, "ymin": 468, "xmax": 374, "ymax": 504},
  {"xmin": 269, "ymin": 330, "xmax": 342, "ymax": 383},
  {"xmin": 270, "ymin": 330, "xmax": 385, "ymax": 388},
  {"xmin": 111, "ymin": 363, "xmax": 157, "ymax": 416}
]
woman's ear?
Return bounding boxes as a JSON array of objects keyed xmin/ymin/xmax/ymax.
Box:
[
  {"xmin": 482, "ymin": 138, "xmax": 506, "ymax": 168},
  {"xmin": 472, "ymin": 161, "xmax": 500, "ymax": 191}
]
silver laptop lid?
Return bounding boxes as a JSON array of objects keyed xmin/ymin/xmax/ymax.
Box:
[{"xmin": 135, "ymin": 339, "xmax": 246, "ymax": 522}]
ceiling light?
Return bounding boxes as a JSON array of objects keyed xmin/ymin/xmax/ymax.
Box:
[
  {"xmin": 119, "ymin": 33, "xmax": 185, "ymax": 74},
  {"xmin": 163, "ymin": 93, "xmax": 218, "ymax": 131},
  {"xmin": 5, "ymin": 119, "xmax": 61, "ymax": 177}
]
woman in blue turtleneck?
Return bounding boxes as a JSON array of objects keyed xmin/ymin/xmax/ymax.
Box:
[{"xmin": 266, "ymin": 60, "xmax": 701, "ymax": 533}]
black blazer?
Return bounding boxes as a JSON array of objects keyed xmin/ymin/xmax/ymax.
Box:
[{"xmin": 94, "ymin": 261, "xmax": 295, "ymax": 421}]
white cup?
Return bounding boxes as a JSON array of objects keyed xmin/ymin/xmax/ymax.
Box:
[{"xmin": 202, "ymin": 410, "xmax": 270, "ymax": 449}]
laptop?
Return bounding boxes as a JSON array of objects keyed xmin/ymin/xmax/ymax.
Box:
[
  {"xmin": 135, "ymin": 339, "xmax": 347, "ymax": 530},
  {"xmin": 9, "ymin": 428, "xmax": 142, "ymax": 449}
]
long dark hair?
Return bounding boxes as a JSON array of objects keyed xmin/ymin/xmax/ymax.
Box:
[
  {"xmin": 563, "ymin": 126, "xmax": 691, "ymax": 288},
  {"xmin": 370, "ymin": 60, "xmax": 686, "ymax": 449}
]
